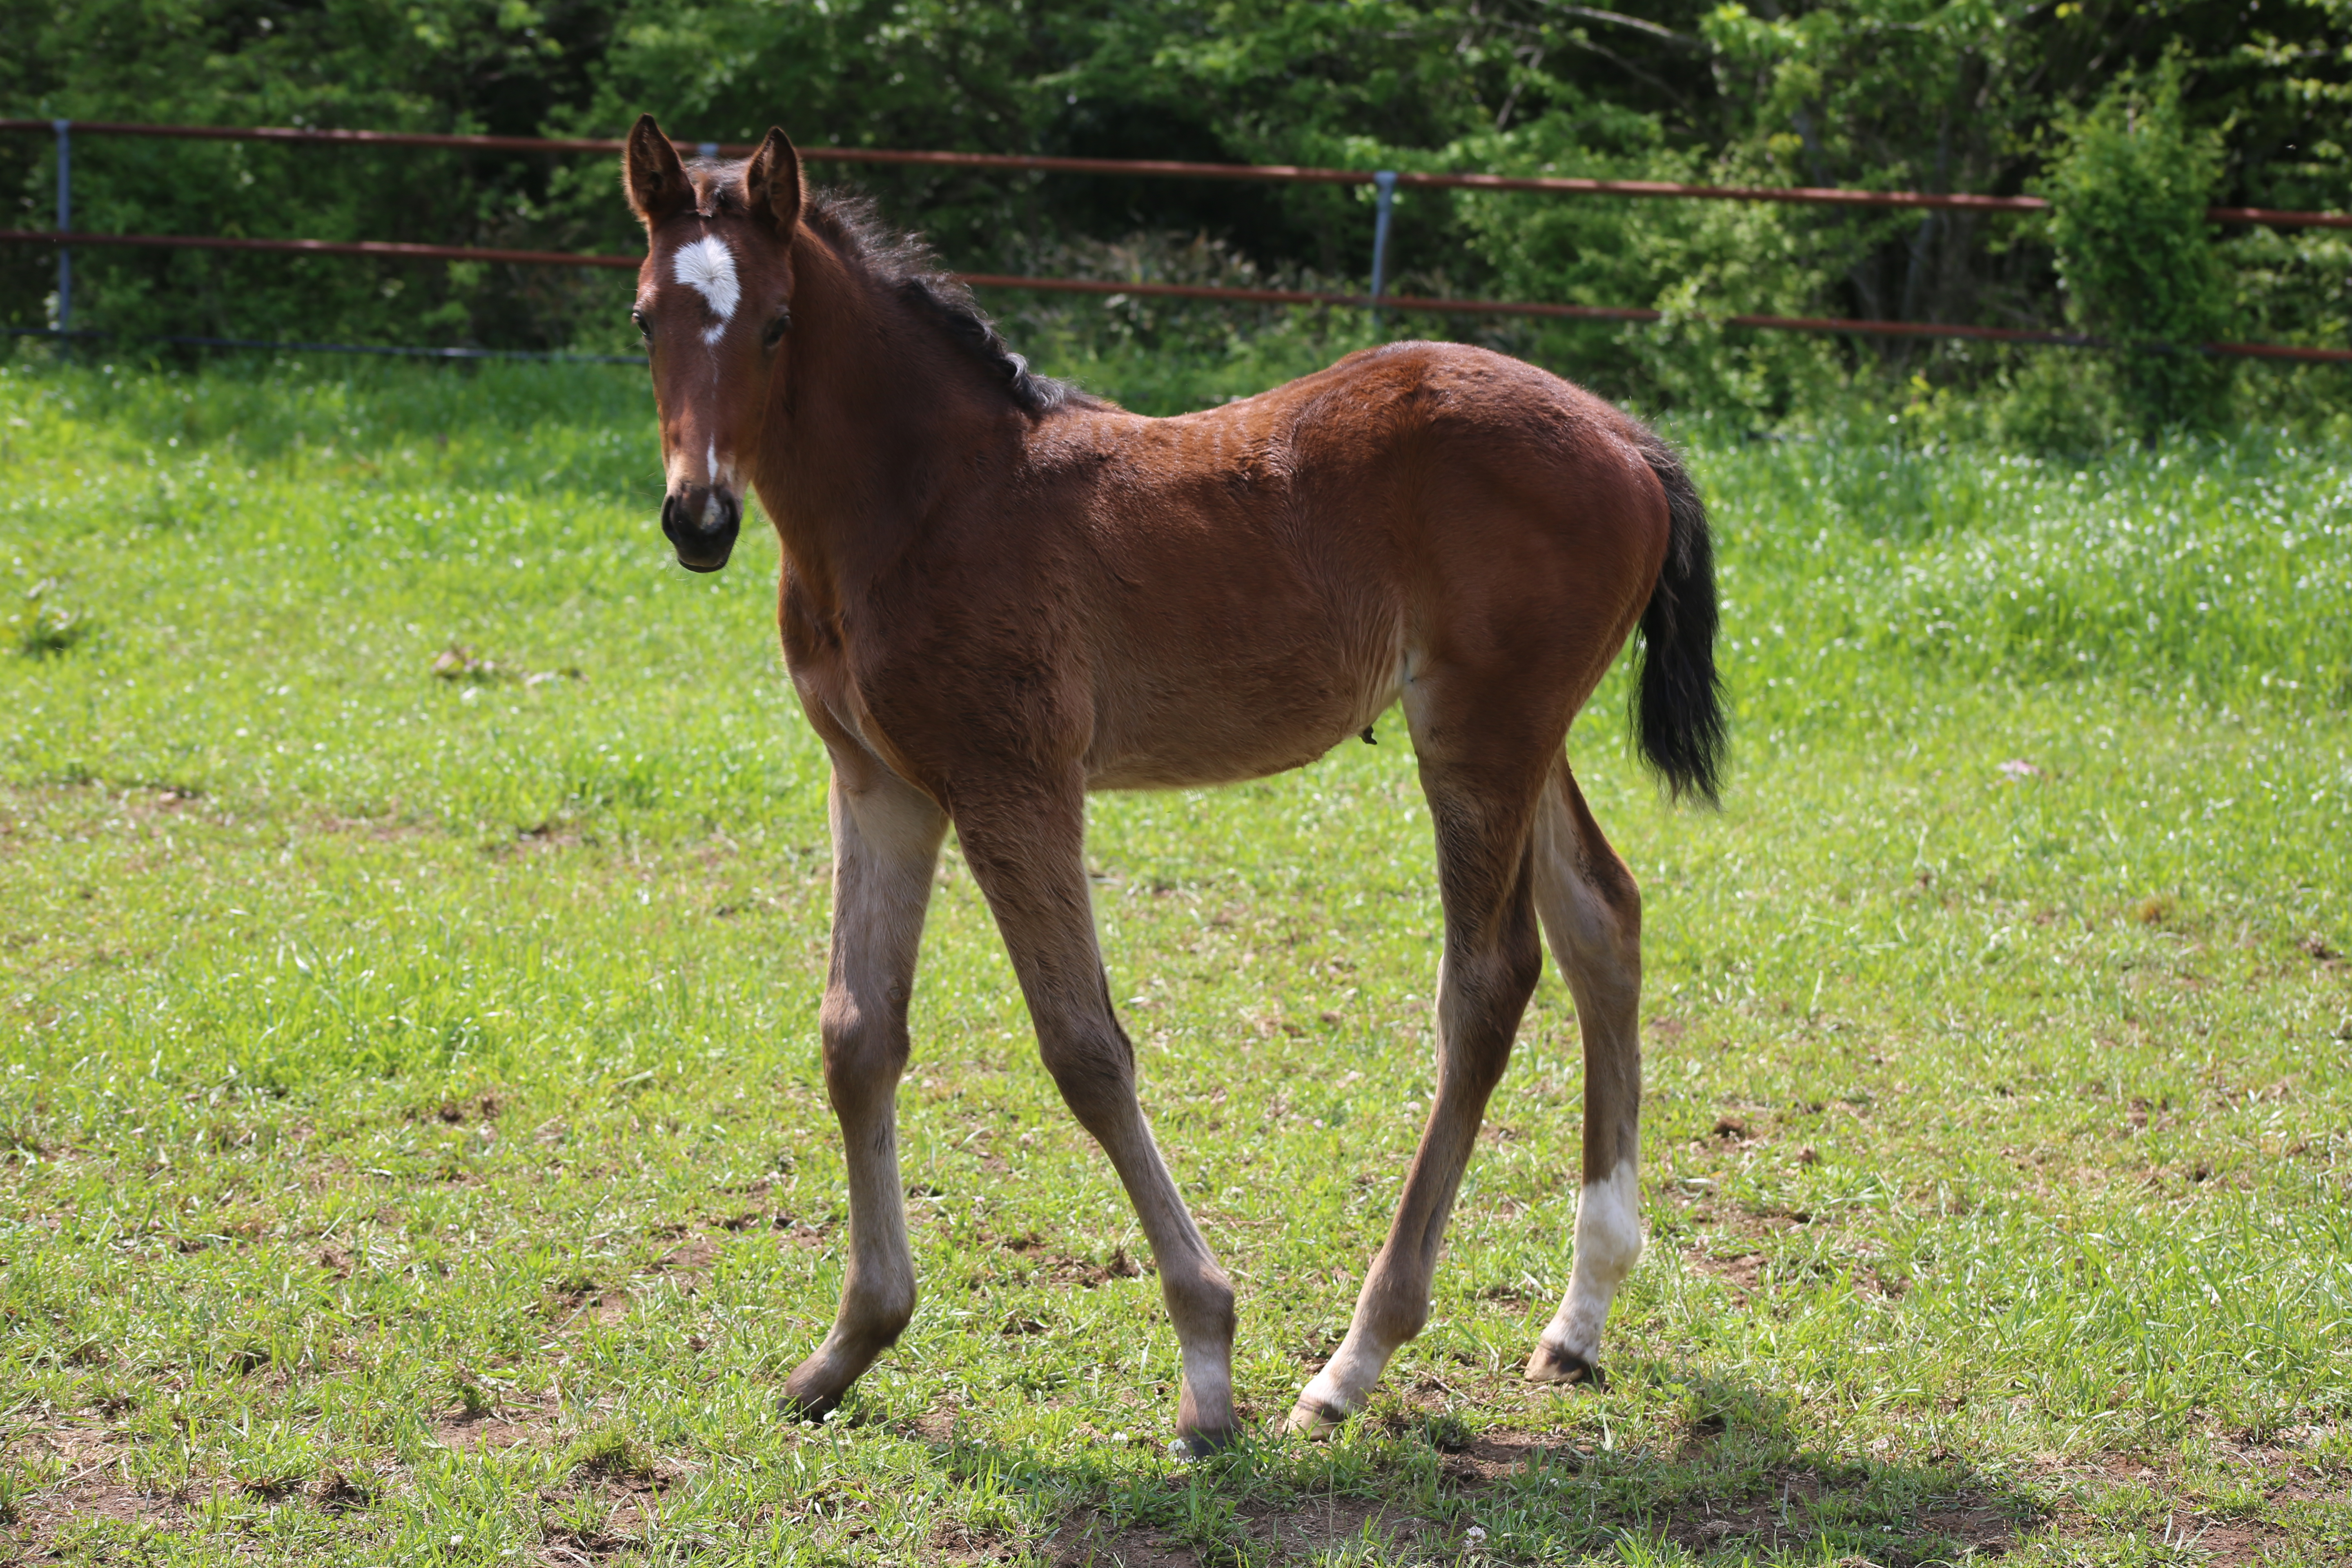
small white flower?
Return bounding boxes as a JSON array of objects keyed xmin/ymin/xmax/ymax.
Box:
[{"xmin": 1465, "ymin": 1525, "xmax": 1488, "ymax": 1543}]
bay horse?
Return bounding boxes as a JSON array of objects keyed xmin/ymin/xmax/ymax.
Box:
[{"xmin": 620, "ymin": 116, "xmax": 1724, "ymax": 1452}]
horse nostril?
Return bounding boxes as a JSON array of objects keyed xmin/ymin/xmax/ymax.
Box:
[{"xmin": 660, "ymin": 491, "xmax": 699, "ymax": 546}]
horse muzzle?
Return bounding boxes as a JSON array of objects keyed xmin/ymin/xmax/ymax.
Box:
[{"xmin": 661, "ymin": 485, "xmax": 741, "ymax": 573}]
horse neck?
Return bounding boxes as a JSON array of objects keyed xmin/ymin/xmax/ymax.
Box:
[{"xmin": 752, "ymin": 232, "xmax": 1021, "ymax": 601}]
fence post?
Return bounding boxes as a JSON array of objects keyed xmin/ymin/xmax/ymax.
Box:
[
  {"xmin": 1369, "ymin": 170, "xmax": 1397, "ymax": 327},
  {"xmin": 53, "ymin": 119, "xmax": 71, "ymax": 341}
]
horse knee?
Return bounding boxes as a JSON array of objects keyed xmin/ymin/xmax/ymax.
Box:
[{"xmin": 819, "ymin": 991, "xmax": 907, "ymax": 1114}]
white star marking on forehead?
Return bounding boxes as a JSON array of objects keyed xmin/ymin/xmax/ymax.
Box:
[{"xmin": 671, "ymin": 234, "xmax": 740, "ymax": 344}]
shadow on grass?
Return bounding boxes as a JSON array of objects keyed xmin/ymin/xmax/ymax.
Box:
[{"xmin": 910, "ymin": 1371, "xmax": 2038, "ymax": 1566}]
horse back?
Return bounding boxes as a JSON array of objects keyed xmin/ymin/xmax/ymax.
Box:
[{"xmin": 1043, "ymin": 343, "xmax": 1672, "ymax": 788}]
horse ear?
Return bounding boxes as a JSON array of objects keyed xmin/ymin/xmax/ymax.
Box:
[
  {"xmin": 624, "ymin": 114, "xmax": 688, "ymax": 226},
  {"xmin": 742, "ymin": 127, "xmax": 803, "ymax": 234}
]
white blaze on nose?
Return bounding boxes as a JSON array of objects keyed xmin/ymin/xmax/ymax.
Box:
[{"xmin": 671, "ymin": 235, "xmax": 740, "ymax": 344}]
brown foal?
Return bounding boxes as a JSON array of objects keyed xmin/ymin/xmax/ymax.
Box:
[{"xmin": 621, "ymin": 117, "xmax": 1724, "ymax": 1452}]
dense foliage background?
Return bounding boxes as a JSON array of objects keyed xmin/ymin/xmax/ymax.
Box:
[{"xmin": 4, "ymin": 0, "xmax": 2349, "ymax": 430}]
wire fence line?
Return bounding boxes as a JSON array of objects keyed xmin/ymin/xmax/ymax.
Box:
[{"xmin": 5, "ymin": 116, "xmax": 2348, "ymax": 364}]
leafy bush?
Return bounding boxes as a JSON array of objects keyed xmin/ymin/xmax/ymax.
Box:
[{"xmin": 2045, "ymin": 58, "xmax": 2236, "ymax": 436}]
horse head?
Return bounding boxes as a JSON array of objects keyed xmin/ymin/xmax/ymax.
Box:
[{"xmin": 622, "ymin": 114, "xmax": 802, "ymax": 573}]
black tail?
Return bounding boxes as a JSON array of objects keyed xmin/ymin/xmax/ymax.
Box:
[{"xmin": 1629, "ymin": 429, "xmax": 1726, "ymax": 806}]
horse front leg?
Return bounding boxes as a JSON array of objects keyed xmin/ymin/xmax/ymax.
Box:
[
  {"xmin": 780, "ymin": 763, "xmax": 948, "ymax": 1420},
  {"xmin": 951, "ymin": 777, "xmax": 1241, "ymax": 1453}
]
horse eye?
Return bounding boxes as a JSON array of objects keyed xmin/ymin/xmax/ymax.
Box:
[
  {"xmin": 763, "ymin": 311, "xmax": 791, "ymax": 348},
  {"xmin": 630, "ymin": 308, "xmax": 648, "ymax": 338}
]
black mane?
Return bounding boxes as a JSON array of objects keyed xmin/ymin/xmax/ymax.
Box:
[{"xmin": 800, "ymin": 191, "xmax": 1105, "ymax": 418}]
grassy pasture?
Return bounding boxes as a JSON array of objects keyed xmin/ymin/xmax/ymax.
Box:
[{"xmin": 0, "ymin": 352, "xmax": 2348, "ymax": 1566}]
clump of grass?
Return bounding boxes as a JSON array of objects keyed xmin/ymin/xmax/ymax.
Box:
[
  {"xmin": 311, "ymin": 1468, "xmax": 374, "ymax": 1511},
  {"xmin": 1419, "ymin": 1411, "xmax": 1474, "ymax": 1453},
  {"xmin": 451, "ymin": 1372, "xmax": 494, "ymax": 1419},
  {"xmin": 7, "ymin": 578, "xmax": 86, "ymax": 656},
  {"xmin": 562, "ymin": 1426, "xmax": 655, "ymax": 1483}
]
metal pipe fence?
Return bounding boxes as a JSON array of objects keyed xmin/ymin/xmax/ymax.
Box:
[
  {"xmin": 6, "ymin": 117, "xmax": 2346, "ymax": 227},
  {"xmin": 5, "ymin": 117, "xmax": 2348, "ymax": 363}
]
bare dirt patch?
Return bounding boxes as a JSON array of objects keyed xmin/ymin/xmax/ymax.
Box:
[
  {"xmin": 435, "ymin": 1412, "xmax": 543, "ymax": 1452},
  {"xmin": 5, "ymin": 1477, "xmax": 189, "ymax": 1544},
  {"xmin": 1238, "ymin": 1495, "xmax": 1437, "ymax": 1557},
  {"xmin": 1436, "ymin": 1431, "xmax": 1591, "ymax": 1485},
  {"xmin": 1684, "ymin": 1246, "xmax": 1766, "ymax": 1298},
  {"xmin": 653, "ymin": 1237, "xmax": 719, "ymax": 1273},
  {"xmin": 994, "ymin": 1230, "xmax": 1153, "ymax": 1289}
]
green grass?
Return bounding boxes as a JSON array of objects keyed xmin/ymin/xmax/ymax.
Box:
[{"xmin": 0, "ymin": 350, "xmax": 2347, "ymax": 1566}]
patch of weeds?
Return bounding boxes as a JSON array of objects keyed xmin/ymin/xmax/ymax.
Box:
[
  {"xmin": 312, "ymin": 1469, "xmax": 374, "ymax": 1512},
  {"xmin": 430, "ymin": 644, "xmax": 504, "ymax": 683},
  {"xmin": 1123, "ymin": 1472, "xmax": 1251, "ymax": 1568},
  {"xmin": 451, "ymin": 1373, "xmax": 495, "ymax": 1419},
  {"xmin": 7, "ymin": 577, "xmax": 88, "ymax": 655},
  {"xmin": 545, "ymin": 1492, "xmax": 620, "ymax": 1552},
  {"xmin": 562, "ymin": 1426, "xmax": 655, "ymax": 1483},
  {"xmin": 541, "ymin": 1272, "xmax": 598, "ymax": 1319},
  {"xmin": 240, "ymin": 1472, "xmax": 306, "ymax": 1503},
  {"xmin": 430, "ymin": 644, "xmax": 582, "ymax": 688},
  {"xmin": 1421, "ymin": 1411, "xmax": 1474, "ymax": 1453},
  {"xmin": 137, "ymin": 473, "xmax": 191, "ymax": 530}
]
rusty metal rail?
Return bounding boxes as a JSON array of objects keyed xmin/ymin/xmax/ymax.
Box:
[
  {"xmin": 8, "ymin": 229, "xmax": 2344, "ymax": 362},
  {"xmin": 4, "ymin": 116, "xmax": 2347, "ymax": 228}
]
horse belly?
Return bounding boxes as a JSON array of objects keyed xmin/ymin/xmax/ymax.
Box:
[{"xmin": 1082, "ymin": 631, "xmax": 1401, "ymax": 791}]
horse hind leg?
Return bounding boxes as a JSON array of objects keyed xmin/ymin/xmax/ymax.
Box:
[
  {"xmin": 1526, "ymin": 757, "xmax": 1645, "ymax": 1385},
  {"xmin": 1287, "ymin": 723, "xmax": 1550, "ymax": 1434}
]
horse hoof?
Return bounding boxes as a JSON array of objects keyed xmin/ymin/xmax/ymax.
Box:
[
  {"xmin": 1176, "ymin": 1425, "xmax": 1241, "ymax": 1459},
  {"xmin": 1281, "ymin": 1399, "xmax": 1350, "ymax": 1439},
  {"xmin": 776, "ymin": 1386, "xmax": 843, "ymax": 1424},
  {"xmin": 1524, "ymin": 1342, "xmax": 1606, "ymax": 1388}
]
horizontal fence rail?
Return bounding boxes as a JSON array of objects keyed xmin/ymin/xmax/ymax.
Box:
[
  {"xmin": 3, "ymin": 117, "xmax": 2348, "ymax": 229},
  {"xmin": 4, "ymin": 116, "xmax": 2347, "ymax": 363},
  {"xmin": 7, "ymin": 229, "xmax": 2345, "ymax": 362},
  {"xmin": 0, "ymin": 228, "xmax": 639, "ymax": 270}
]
